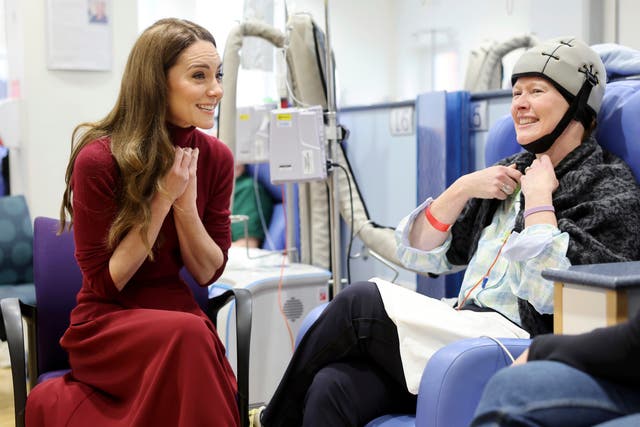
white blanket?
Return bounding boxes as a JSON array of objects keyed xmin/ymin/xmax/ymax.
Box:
[{"xmin": 370, "ymin": 278, "xmax": 529, "ymax": 394}]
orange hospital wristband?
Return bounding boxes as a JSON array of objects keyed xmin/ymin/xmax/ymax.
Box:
[{"xmin": 425, "ymin": 205, "xmax": 451, "ymax": 232}]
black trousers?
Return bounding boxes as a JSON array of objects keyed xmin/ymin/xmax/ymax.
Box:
[{"xmin": 261, "ymin": 281, "xmax": 417, "ymax": 427}]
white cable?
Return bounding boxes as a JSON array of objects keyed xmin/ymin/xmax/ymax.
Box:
[
  {"xmin": 252, "ymin": 166, "xmax": 276, "ymax": 249},
  {"xmin": 480, "ymin": 335, "xmax": 515, "ymax": 363},
  {"xmin": 299, "ymin": 138, "xmax": 321, "ymax": 150}
]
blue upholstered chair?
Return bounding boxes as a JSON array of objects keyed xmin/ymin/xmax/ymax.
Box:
[
  {"xmin": 0, "ymin": 195, "xmax": 35, "ymax": 340},
  {"xmin": 295, "ymin": 77, "xmax": 640, "ymax": 427},
  {"xmin": 418, "ymin": 77, "xmax": 640, "ymax": 427},
  {"xmin": 437, "ymin": 77, "xmax": 640, "ymax": 427},
  {"xmin": 1, "ymin": 216, "xmax": 252, "ymax": 427},
  {"xmin": 294, "ymin": 304, "xmax": 529, "ymax": 427}
]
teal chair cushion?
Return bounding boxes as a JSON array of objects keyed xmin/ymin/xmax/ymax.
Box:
[
  {"xmin": 0, "ymin": 194, "xmax": 34, "ymax": 340},
  {"xmin": 0, "ymin": 195, "xmax": 33, "ymax": 285}
]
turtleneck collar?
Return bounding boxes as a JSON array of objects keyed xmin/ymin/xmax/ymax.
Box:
[{"xmin": 166, "ymin": 122, "xmax": 196, "ymax": 148}]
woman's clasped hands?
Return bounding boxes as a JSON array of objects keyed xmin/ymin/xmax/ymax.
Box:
[{"xmin": 160, "ymin": 147, "xmax": 199, "ymax": 211}]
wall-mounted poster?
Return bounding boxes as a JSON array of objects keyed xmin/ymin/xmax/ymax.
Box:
[{"xmin": 46, "ymin": 0, "xmax": 112, "ymax": 70}]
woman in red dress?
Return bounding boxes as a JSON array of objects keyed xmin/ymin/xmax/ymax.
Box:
[{"xmin": 26, "ymin": 18, "xmax": 239, "ymax": 426}]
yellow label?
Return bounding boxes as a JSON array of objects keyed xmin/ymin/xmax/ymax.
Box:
[
  {"xmin": 277, "ymin": 114, "xmax": 292, "ymax": 121},
  {"xmin": 239, "ymin": 114, "xmax": 250, "ymax": 121}
]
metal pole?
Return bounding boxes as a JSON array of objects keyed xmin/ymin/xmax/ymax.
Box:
[
  {"xmin": 324, "ymin": 0, "xmax": 342, "ymax": 296},
  {"xmin": 285, "ymin": 182, "xmax": 297, "ymax": 262},
  {"xmin": 614, "ymin": 0, "xmax": 620, "ymax": 44}
]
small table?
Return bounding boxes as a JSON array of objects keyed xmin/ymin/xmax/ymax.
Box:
[{"xmin": 542, "ymin": 261, "xmax": 640, "ymax": 334}]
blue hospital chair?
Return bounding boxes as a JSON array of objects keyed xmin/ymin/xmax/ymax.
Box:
[
  {"xmin": 244, "ymin": 163, "xmax": 300, "ymax": 252},
  {"xmin": 296, "ymin": 76, "xmax": 640, "ymax": 427},
  {"xmin": 0, "ymin": 195, "xmax": 35, "ymax": 341}
]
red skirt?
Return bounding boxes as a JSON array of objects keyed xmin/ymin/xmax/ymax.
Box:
[{"xmin": 26, "ymin": 308, "xmax": 239, "ymax": 427}]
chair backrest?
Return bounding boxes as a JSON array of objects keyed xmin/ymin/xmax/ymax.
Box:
[
  {"xmin": 484, "ymin": 78, "xmax": 640, "ymax": 178},
  {"xmin": 33, "ymin": 216, "xmax": 211, "ymax": 376},
  {"xmin": 595, "ymin": 79, "xmax": 640, "ymax": 180},
  {"xmin": 245, "ymin": 163, "xmax": 300, "ymax": 251},
  {"xmin": 180, "ymin": 267, "xmax": 209, "ymax": 309},
  {"xmin": 0, "ymin": 195, "xmax": 33, "ymax": 285},
  {"xmin": 33, "ymin": 217, "xmax": 82, "ymax": 374},
  {"xmin": 0, "ymin": 146, "xmax": 8, "ymax": 196}
]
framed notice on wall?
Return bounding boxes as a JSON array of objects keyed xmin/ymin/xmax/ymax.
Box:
[{"xmin": 46, "ymin": 0, "xmax": 112, "ymax": 71}]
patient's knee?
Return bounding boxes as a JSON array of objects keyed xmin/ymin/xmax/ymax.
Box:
[{"xmin": 328, "ymin": 281, "xmax": 382, "ymax": 315}]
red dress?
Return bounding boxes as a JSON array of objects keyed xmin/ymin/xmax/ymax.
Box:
[{"xmin": 26, "ymin": 125, "xmax": 239, "ymax": 427}]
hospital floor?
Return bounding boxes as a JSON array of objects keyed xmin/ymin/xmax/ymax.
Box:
[
  {"xmin": 0, "ymin": 368, "xmax": 14, "ymax": 427},
  {"xmin": 1, "ymin": 341, "xmax": 16, "ymax": 427}
]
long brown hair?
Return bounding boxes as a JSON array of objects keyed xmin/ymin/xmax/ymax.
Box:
[{"xmin": 60, "ymin": 18, "xmax": 216, "ymax": 254}]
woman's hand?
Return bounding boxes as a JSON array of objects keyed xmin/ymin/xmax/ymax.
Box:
[
  {"xmin": 411, "ymin": 163, "xmax": 520, "ymax": 250},
  {"xmin": 160, "ymin": 147, "xmax": 194, "ymax": 204},
  {"xmin": 174, "ymin": 147, "xmax": 199, "ymax": 212},
  {"xmin": 457, "ymin": 163, "xmax": 522, "ymax": 201},
  {"xmin": 521, "ymin": 155, "xmax": 558, "ymax": 201}
]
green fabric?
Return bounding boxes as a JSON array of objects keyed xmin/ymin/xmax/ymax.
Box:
[{"xmin": 231, "ymin": 174, "xmax": 274, "ymax": 242}]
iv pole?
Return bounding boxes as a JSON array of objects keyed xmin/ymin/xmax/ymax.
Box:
[{"xmin": 323, "ymin": 0, "xmax": 342, "ymax": 297}]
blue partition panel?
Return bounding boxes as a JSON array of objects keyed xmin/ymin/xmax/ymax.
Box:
[
  {"xmin": 416, "ymin": 91, "xmax": 471, "ymax": 298},
  {"xmin": 244, "ymin": 163, "xmax": 300, "ymax": 252},
  {"xmin": 337, "ymin": 103, "xmax": 418, "ymax": 288}
]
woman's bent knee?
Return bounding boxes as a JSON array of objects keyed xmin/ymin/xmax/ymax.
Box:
[{"xmin": 329, "ymin": 281, "xmax": 384, "ymax": 314}]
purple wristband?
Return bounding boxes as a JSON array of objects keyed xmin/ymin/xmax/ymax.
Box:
[{"xmin": 523, "ymin": 205, "xmax": 555, "ymax": 218}]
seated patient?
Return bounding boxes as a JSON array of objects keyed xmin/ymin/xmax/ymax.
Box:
[
  {"xmin": 253, "ymin": 37, "xmax": 640, "ymax": 427},
  {"xmin": 231, "ymin": 164, "xmax": 274, "ymax": 248},
  {"xmin": 472, "ymin": 309, "xmax": 640, "ymax": 427}
]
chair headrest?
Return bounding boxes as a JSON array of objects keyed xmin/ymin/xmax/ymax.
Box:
[
  {"xmin": 592, "ymin": 43, "xmax": 640, "ymax": 81},
  {"xmin": 595, "ymin": 79, "xmax": 640, "ymax": 180},
  {"xmin": 245, "ymin": 163, "xmax": 283, "ymax": 202},
  {"xmin": 484, "ymin": 79, "xmax": 640, "ymax": 181},
  {"xmin": 484, "ymin": 115, "xmax": 520, "ymax": 167}
]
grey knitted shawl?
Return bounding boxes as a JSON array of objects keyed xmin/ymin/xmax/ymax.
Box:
[{"xmin": 447, "ymin": 137, "xmax": 640, "ymax": 336}]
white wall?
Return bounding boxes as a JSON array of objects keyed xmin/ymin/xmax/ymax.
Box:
[
  {"xmin": 389, "ymin": 0, "xmax": 596, "ymax": 102},
  {"xmin": 284, "ymin": 0, "xmax": 396, "ymax": 106},
  {"xmin": 17, "ymin": 1, "xmax": 138, "ymax": 218},
  {"xmin": 282, "ymin": 0, "xmax": 601, "ymax": 105},
  {"xmin": 613, "ymin": 0, "xmax": 640, "ymax": 48},
  {"xmin": 308, "ymin": 0, "xmax": 639, "ymax": 105},
  {"xmin": 8, "ymin": 0, "xmax": 640, "ymax": 217}
]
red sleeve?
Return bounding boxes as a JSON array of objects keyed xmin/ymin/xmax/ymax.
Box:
[
  {"xmin": 200, "ymin": 137, "xmax": 234, "ymax": 285},
  {"xmin": 71, "ymin": 140, "xmax": 120, "ymax": 299}
]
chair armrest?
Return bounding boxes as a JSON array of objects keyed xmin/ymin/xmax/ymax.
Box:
[
  {"xmin": 2, "ymin": 298, "xmax": 35, "ymax": 427},
  {"xmin": 294, "ymin": 302, "xmax": 328, "ymax": 348},
  {"xmin": 208, "ymin": 288, "xmax": 252, "ymax": 427},
  {"xmin": 416, "ymin": 337, "xmax": 531, "ymax": 427}
]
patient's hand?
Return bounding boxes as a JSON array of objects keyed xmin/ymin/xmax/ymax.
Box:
[{"xmin": 458, "ymin": 163, "xmax": 522, "ymax": 201}]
